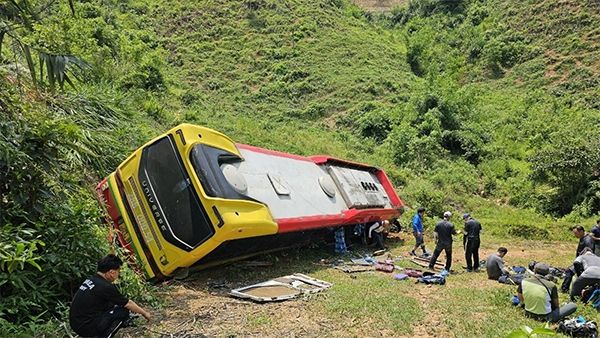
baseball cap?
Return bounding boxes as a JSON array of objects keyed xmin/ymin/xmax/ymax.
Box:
[
  {"xmin": 534, "ymin": 262, "xmax": 550, "ymax": 276},
  {"xmin": 463, "ymin": 213, "xmax": 470, "ymax": 219},
  {"xmin": 443, "ymin": 211, "xmax": 452, "ymax": 218}
]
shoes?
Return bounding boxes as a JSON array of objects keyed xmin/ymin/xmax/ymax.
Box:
[
  {"xmin": 423, "ymin": 252, "xmax": 431, "ymax": 257},
  {"xmin": 410, "ymin": 251, "xmax": 416, "ymax": 256},
  {"xmin": 122, "ymin": 314, "xmax": 140, "ymax": 328},
  {"xmin": 466, "ymin": 268, "xmax": 473, "ymax": 272},
  {"xmin": 474, "ymin": 268, "xmax": 481, "ymax": 272}
]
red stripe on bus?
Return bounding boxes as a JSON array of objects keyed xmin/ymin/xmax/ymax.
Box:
[{"xmin": 236, "ymin": 143, "xmax": 314, "ymax": 162}]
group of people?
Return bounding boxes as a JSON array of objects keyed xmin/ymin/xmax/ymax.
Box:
[
  {"xmin": 485, "ymin": 220, "xmax": 600, "ymax": 323},
  {"xmin": 409, "ymin": 208, "xmax": 481, "ymax": 273},
  {"xmin": 411, "ymin": 208, "xmax": 600, "ymax": 323}
]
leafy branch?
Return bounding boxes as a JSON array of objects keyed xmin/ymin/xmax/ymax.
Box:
[{"xmin": 0, "ymin": 0, "xmax": 87, "ymax": 91}]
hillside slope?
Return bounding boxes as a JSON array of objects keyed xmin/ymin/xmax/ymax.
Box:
[{"xmin": 0, "ymin": 0, "xmax": 599, "ymax": 334}]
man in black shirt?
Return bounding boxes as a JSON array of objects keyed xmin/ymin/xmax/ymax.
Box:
[
  {"xmin": 561, "ymin": 225, "xmax": 596, "ymax": 293},
  {"xmin": 429, "ymin": 211, "xmax": 457, "ymax": 271},
  {"xmin": 70, "ymin": 254, "xmax": 152, "ymax": 337},
  {"xmin": 463, "ymin": 213, "xmax": 482, "ymax": 272}
]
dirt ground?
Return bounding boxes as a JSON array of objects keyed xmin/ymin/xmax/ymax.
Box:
[
  {"xmin": 351, "ymin": 0, "xmax": 408, "ymax": 12},
  {"xmin": 120, "ymin": 235, "xmax": 579, "ymax": 338}
]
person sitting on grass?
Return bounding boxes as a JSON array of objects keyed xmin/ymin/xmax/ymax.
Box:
[
  {"xmin": 70, "ymin": 254, "xmax": 152, "ymax": 338},
  {"xmin": 517, "ymin": 263, "xmax": 577, "ymax": 323},
  {"xmin": 486, "ymin": 247, "xmax": 510, "ymax": 280}
]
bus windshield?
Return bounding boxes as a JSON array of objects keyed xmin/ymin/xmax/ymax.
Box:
[{"xmin": 138, "ymin": 136, "xmax": 214, "ymax": 251}]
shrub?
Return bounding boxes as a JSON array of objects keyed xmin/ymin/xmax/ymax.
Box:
[
  {"xmin": 402, "ymin": 179, "xmax": 447, "ymax": 218},
  {"xmin": 530, "ymin": 134, "xmax": 600, "ymax": 216},
  {"xmin": 507, "ymin": 224, "xmax": 549, "ymax": 240},
  {"xmin": 354, "ymin": 107, "xmax": 393, "ymax": 143},
  {"xmin": 0, "ymin": 76, "xmax": 156, "ymax": 332}
]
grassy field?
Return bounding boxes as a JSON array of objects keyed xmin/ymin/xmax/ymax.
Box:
[
  {"xmin": 2, "ymin": 0, "xmax": 600, "ymax": 335},
  {"xmin": 119, "ymin": 231, "xmax": 598, "ymax": 337}
]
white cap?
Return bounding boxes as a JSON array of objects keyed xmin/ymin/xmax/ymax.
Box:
[{"xmin": 443, "ymin": 211, "xmax": 452, "ymax": 218}]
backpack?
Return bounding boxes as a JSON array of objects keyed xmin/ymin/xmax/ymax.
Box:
[
  {"xmin": 417, "ymin": 274, "xmax": 446, "ymax": 285},
  {"xmin": 586, "ymin": 288, "xmax": 600, "ymax": 309},
  {"xmin": 557, "ymin": 318, "xmax": 598, "ymax": 338}
]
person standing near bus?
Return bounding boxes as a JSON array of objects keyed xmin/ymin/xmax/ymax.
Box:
[
  {"xmin": 411, "ymin": 207, "xmax": 428, "ymax": 257},
  {"xmin": 429, "ymin": 211, "xmax": 457, "ymax": 272},
  {"xmin": 463, "ymin": 213, "xmax": 482, "ymax": 272}
]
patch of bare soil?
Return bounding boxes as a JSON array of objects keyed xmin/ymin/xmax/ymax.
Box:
[
  {"xmin": 351, "ymin": 0, "xmax": 408, "ymax": 12},
  {"xmin": 123, "ymin": 282, "xmax": 338, "ymax": 337}
]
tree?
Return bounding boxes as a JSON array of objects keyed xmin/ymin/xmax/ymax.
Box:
[
  {"xmin": 0, "ymin": 0, "xmax": 87, "ymax": 91},
  {"xmin": 531, "ymin": 135, "xmax": 600, "ymax": 216}
]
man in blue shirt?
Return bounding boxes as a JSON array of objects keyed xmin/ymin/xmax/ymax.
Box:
[{"xmin": 411, "ymin": 207, "xmax": 428, "ymax": 256}]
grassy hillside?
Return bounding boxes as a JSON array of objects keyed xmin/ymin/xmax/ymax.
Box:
[{"xmin": 1, "ymin": 0, "xmax": 599, "ymax": 334}]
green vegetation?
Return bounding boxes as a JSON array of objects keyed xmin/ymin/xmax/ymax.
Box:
[{"xmin": 1, "ymin": 0, "xmax": 599, "ymax": 335}]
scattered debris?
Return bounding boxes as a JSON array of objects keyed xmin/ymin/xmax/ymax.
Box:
[
  {"xmin": 417, "ymin": 270, "xmax": 449, "ymax": 285},
  {"xmin": 375, "ymin": 263, "xmax": 394, "ymax": 272},
  {"xmin": 410, "ymin": 258, "xmax": 442, "ymax": 270},
  {"xmin": 394, "ymin": 273, "xmax": 409, "ymax": 280},
  {"xmin": 238, "ymin": 260, "xmax": 274, "ymax": 267},
  {"xmin": 412, "ymin": 256, "xmax": 442, "ymax": 266},
  {"xmin": 230, "ymin": 273, "xmax": 332, "ymax": 302},
  {"xmin": 335, "ymin": 265, "xmax": 376, "ymax": 273},
  {"xmin": 373, "ymin": 249, "xmax": 386, "ymax": 256},
  {"xmin": 351, "ymin": 257, "xmax": 376, "ymax": 266}
]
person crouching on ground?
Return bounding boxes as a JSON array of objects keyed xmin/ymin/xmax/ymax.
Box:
[
  {"xmin": 70, "ymin": 254, "xmax": 152, "ymax": 338},
  {"xmin": 570, "ymin": 247, "xmax": 600, "ymax": 301},
  {"xmin": 518, "ymin": 263, "xmax": 577, "ymax": 323},
  {"xmin": 411, "ymin": 207, "xmax": 428, "ymax": 257},
  {"xmin": 368, "ymin": 221, "xmax": 386, "ymax": 250},
  {"xmin": 561, "ymin": 225, "xmax": 596, "ymax": 293},
  {"xmin": 428, "ymin": 211, "xmax": 456, "ymax": 271},
  {"xmin": 486, "ymin": 247, "xmax": 509, "ymax": 280}
]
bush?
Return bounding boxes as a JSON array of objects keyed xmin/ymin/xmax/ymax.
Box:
[
  {"xmin": 530, "ymin": 134, "xmax": 600, "ymax": 216},
  {"xmin": 0, "ymin": 76, "xmax": 156, "ymax": 332},
  {"xmin": 118, "ymin": 55, "xmax": 166, "ymax": 91},
  {"xmin": 402, "ymin": 179, "xmax": 447, "ymax": 218},
  {"xmin": 354, "ymin": 106, "xmax": 393, "ymax": 143},
  {"xmin": 507, "ymin": 224, "xmax": 549, "ymax": 240}
]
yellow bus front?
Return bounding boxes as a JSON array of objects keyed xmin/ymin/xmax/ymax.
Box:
[{"xmin": 106, "ymin": 124, "xmax": 278, "ymax": 279}]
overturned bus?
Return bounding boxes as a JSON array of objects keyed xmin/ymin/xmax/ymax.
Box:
[{"xmin": 96, "ymin": 124, "xmax": 404, "ymax": 280}]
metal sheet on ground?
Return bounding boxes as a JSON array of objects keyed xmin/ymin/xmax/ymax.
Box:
[
  {"xmin": 413, "ymin": 256, "xmax": 443, "ymax": 266},
  {"xmin": 410, "ymin": 258, "xmax": 442, "ymax": 270},
  {"xmin": 230, "ymin": 273, "xmax": 332, "ymax": 302}
]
